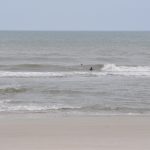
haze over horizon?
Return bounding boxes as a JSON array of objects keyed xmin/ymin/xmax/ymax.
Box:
[{"xmin": 0, "ymin": 0, "xmax": 150, "ymax": 31}]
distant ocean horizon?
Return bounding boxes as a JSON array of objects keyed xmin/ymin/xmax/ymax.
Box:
[{"xmin": 0, "ymin": 31, "xmax": 150, "ymax": 116}]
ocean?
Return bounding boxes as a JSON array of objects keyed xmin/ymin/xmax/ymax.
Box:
[{"xmin": 0, "ymin": 31, "xmax": 150, "ymax": 116}]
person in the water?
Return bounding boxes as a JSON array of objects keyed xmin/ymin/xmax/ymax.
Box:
[{"xmin": 89, "ymin": 67, "xmax": 93, "ymax": 71}]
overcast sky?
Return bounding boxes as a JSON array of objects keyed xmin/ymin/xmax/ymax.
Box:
[{"xmin": 0, "ymin": 0, "xmax": 150, "ymax": 31}]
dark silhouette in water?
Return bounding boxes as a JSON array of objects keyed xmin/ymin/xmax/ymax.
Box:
[{"xmin": 89, "ymin": 67, "xmax": 93, "ymax": 71}]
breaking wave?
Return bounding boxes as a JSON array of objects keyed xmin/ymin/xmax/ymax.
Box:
[
  {"xmin": 0, "ymin": 63, "xmax": 150, "ymax": 77},
  {"xmin": 101, "ymin": 64, "xmax": 150, "ymax": 76},
  {"xmin": 0, "ymin": 101, "xmax": 81, "ymax": 113},
  {"xmin": 0, "ymin": 101, "xmax": 149, "ymax": 114}
]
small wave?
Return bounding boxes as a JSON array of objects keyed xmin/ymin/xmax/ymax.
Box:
[
  {"xmin": 0, "ymin": 87, "xmax": 27, "ymax": 94},
  {"xmin": 0, "ymin": 103, "xmax": 150, "ymax": 114},
  {"xmin": 0, "ymin": 103, "xmax": 81, "ymax": 112},
  {"xmin": 0, "ymin": 64, "xmax": 104, "ymax": 72},
  {"xmin": 61, "ymin": 105, "xmax": 150, "ymax": 114}
]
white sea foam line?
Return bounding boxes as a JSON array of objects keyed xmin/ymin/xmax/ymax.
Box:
[
  {"xmin": 0, "ymin": 104, "xmax": 82, "ymax": 112},
  {"xmin": 0, "ymin": 71, "xmax": 67, "ymax": 77},
  {"xmin": 0, "ymin": 71, "xmax": 150, "ymax": 77},
  {"xmin": 0, "ymin": 99, "xmax": 81, "ymax": 111},
  {"xmin": 0, "ymin": 71, "xmax": 104, "ymax": 77}
]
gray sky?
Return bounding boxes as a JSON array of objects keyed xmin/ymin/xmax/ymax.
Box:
[{"xmin": 0, "ymin": 0, "xmax": 150, "ymax": 31}]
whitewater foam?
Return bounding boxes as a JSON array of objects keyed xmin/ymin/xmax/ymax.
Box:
[
  {"xmin": 0, "ymin": 71, "xmax": 91, "ymax": 78},
  {"xmin": 101, "ymin": 64, "xmax": 150, "ymax": 76},
  {"xmin": 0, "ymin": 101, "xmax": 149, "ymax": 115},
  {"xmin": 0, "ymin": 102, "xmax": 81, "ymax": 113}
]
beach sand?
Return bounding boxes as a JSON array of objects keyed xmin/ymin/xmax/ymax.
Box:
[{"xmin": 0, "ymin": 116, "xmax": 150, "ymax": 150}]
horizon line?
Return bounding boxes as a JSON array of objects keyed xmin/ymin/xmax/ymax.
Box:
[{"xmin": 0, "ymin": 30, "xmax": 150, "ymax": 32}]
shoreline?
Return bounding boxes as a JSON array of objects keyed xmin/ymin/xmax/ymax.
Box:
[{"xmin": 0, "ymin": 116, "xmax": 150, "ymax": 150}]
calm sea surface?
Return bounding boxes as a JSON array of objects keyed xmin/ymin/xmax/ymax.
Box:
[{"xmin": 0, "ymin": 31, "xmax": 150, "ymax": 116}]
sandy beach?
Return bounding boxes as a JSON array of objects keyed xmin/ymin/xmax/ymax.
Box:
[{"xmin": 0, "ymin": 116, "xmax": 150, "ymax": 150}]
